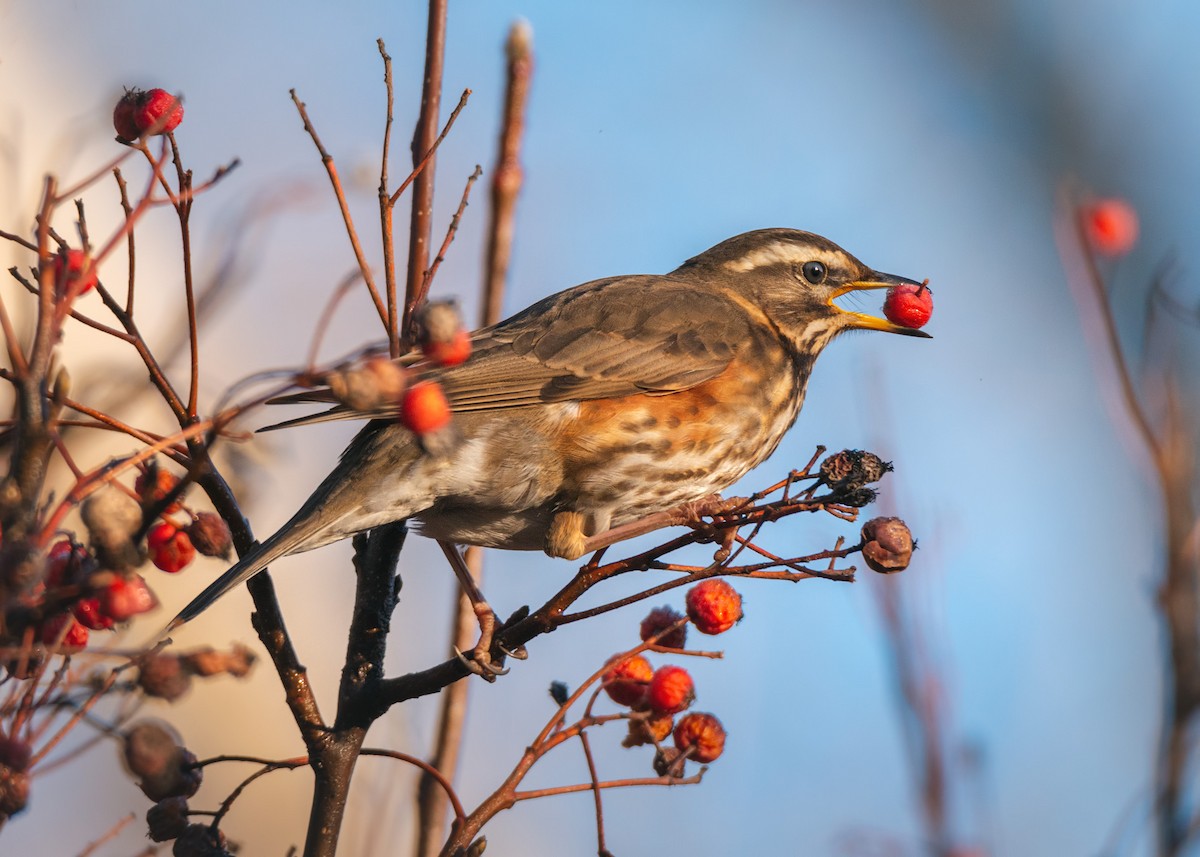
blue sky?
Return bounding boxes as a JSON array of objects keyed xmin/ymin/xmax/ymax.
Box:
[{"xmin": 1, "ymin": 1, "xmax": 1198, "ymax": 854}]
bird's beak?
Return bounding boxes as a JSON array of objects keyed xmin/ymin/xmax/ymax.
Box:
[{"xmin": 827, "ymin": 270, "xmax": 933, "ymax": 338}]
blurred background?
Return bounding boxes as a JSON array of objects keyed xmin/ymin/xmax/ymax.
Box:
[{"xmin": 1, "ymin": 0, "xmax": 1197, "ymax": 854}]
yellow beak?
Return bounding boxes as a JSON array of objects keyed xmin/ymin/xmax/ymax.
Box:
[{"xmin": 827, "ymin": 272, "xmax": 933, "ymax": 339}]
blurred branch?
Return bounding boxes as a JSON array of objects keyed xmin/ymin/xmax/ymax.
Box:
[{"xmin": 416, "ymin": 23, "xmax": 531, "ymax": 857}]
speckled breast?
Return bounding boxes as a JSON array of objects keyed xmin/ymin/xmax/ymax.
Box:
[{"xmin": 557, "ymin": 346, "xmax": 804, "ymax": 530}]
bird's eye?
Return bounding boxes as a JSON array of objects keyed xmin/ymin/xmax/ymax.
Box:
[{"xmin": 801, "ymin": 261, "xmax": 827, "ymax": 285}]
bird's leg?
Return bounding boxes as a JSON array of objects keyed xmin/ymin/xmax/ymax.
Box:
[
  {"xmin": 438, "ymin": 540, "xmax": 508, "ymax": 679},
  {"xmin": 573, "ymin": 494, "xmax": 741, "ymax": 557}
]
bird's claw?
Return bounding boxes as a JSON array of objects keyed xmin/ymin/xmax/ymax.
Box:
[
  {"xmin": 497, "ymin": 640, "xmax": 528, "ymax": 660},
  {"xmin": 454, "ymin": 645, "xmax": 510, "ymax": 680}
]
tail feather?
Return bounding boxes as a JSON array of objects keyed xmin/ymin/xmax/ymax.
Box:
[{"xmin": 166, "ymin": 526, "xmax": 306, "ymax": 631}]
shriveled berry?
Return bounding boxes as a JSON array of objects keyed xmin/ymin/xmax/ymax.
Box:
[
  {"xmin": 180, "ymin": 643, "xmax": 255, "ymax": 678},
  {"xmin": 51, "ymin": 249, "xmax": 99, "ymax": 297},
  {"xmin": 860, "ymin": 516, "xmax": 914, "ymax": 574},
  {"xmin": 138, "ymin": 653, "xmax": 192, "ymax": 702},
  {"xmin": 602, "ymin": 653, "xmax": 653, "ymax": 708},
  {"xmin": 646, "ymin": 665, "xmax": 695, "ymax": 715},
  {"xmin": 1082, "ymin": 198, "xmax": 1138, "ymax": 256},
  {"xmin": 685, "ymin": 579, "xmax": 743, "ymax": 635},
  {"xmin": 327, "ymin": 356, "xmax": 408, "ymax": 411},
  {"xmin": 173, "ymin": 822, "xmax": 231, "ymax": 856},
  {"xmin": 100, "ymin": 573, "xmax": 158, "ymax": 621},
  {"xmin": 622, "ymin": 713, "xmax": 674, "ymax": 748},
  {"xmin": 0, "ymin": 764, "xmax": 29, "ymax": 818},
  {"xmin": 148, "ymin": 523, "xmax": 196, "ymax": 574},
  {"xmin": 819, "ymin": 449, "xmax": 856, "ymax": 485},
  {"xmin": 639, "ymin": 605, "xmax": 688, "ymax": 649},
  {"xmin": 40, "ymin": 614, "xmax": 88, "ymax": 652},
  {"xmin": 113, "ymin": 89, "xmax": 142, "ymax": 141},
  {"xmin": 185, "ymin": 513, "xmax": 232, "ymax": 559},
  {"xmin": 134, "ymin": 88, "xmax": 183, "ymax": 136},
  {"xmin": 147, "ymin": 796, "xmax": 190, "ymax": 842},
  {"xmin": 399, "ymin": 381, "xmax": 452, "ymax": 435},
  {"xmin": 548, "ymin": 680, "xmax": 570, "ymax": 706},
  {"xmin": 122, "ymin": 720, "xmax": 201, "ymax": 801},
  {"xmin": 81, "ymin": 486, "xmax": 143, "ymax": 571},
  {"xmin": 136, "ymin": 465, "xmax": 183, "ymax": 514},
  {"xmin": 0, "ymin": 736, "xmax": 32, "ymax": 773},
  {"xmin": 883, "ymin": 281, "xmax": 933, "ymax": 329},
  {"xmin": 673, "ymin": 711, "xmax": 727, "ymax": 763}
]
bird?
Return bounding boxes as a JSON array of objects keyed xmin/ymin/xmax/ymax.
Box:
[{"xmin": 170, "ymin": 228, "xmax": 929, "ymax": 665}]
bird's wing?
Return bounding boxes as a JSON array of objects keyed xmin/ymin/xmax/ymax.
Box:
[{"xmin": 260, "ymin": 275, "xmax": 752, "ymax": 429}]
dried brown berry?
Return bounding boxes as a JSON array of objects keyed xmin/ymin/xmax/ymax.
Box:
[
  {"xmin": 147, "ymin": 796, "xmax": 190, "ymax": 842},
  {"xmin": 602, "ymin": 654, "xmax": 653, "ymax": 708},
  {"xmin": 173, "ymin": 823, "xmax": 230, "ymax": 857},
  {"xmin": 842, "ymin": 487, "xmax": 878, "ymax": 508},
  {"xmin": 861, "ymin": 516, "xmax": 914, "ymax": 574},
  {"xmin": 685, "ymin": 579, "xmax": 743, "ymax": 635},
  {"xmin": 138, "ymin": 653, "xmax": 193, "ymax": 702},
  {"xmin": 326, "ymin": 356, "xmax": 408, "ymax": 411},
  {"xmin": 819, "ymin": 449, "xmax": 856, "ymax": 485},
  {"xmin": 122, "ymin": 720, "xmax": 202, "ymax": 801},
  {"xmin": 639, "ymin": 605, "xmax": 687, "ymax": 649},
  {"xmin": 820, "ymin": 449, "xmax": 892, "ymax": 491},
  {"xmin": 180, "ymin": 643, "xmax": 256, "ymax": 678},
  {"xmin": 82, "ymin": 486, "xmax": 144, "ymax": 571},
  {"xmin": 0, "ymin": 764, "xmax": 29, "ymax": 818},
  {"xmin": 673, "ymin": 711, "xmax": 727, "ymax": 763},
  {"xmin": 185, "ymin": 513, "xmax": 232, "ymax": 559}
]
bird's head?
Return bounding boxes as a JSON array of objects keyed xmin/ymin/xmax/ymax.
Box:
[{"xmin": 675, "ymin": 228, "xmax": 932, "ymax": 353}]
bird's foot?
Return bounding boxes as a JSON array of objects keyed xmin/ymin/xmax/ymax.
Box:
[{"xmin": 455, "ymin": 600, "xmax": 509, "ymax": 681}]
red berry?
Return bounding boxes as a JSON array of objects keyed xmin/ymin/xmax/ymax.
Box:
[
  {"xmin": 422, "ymin": 329, "xmax": 472, "ymax": 367},
  {"xmin": 100, "ymin": 574, "xmax": 158, "ymax": 622},
  {"xmin": 673, "ymin": 712, "xmax": 726, "ymax": 763},
  {"xmin": 40, "ymin": 614, "xmax": 89, "ymax": 652},
  {"xmin": 646, "ymin": 664, "xmax": 695, "ymax": 715},
  {"xmin": 51, "ymin": 249, "xmax": 99, "ymax": 297},
  {"xmin": 136, "ymin": 466, "xmax": 183, "ymax": 514},
  {"xmin": 45, "ymin": 540, "xmax": 91, "ymax": 588},
  {"xmin": 113, "ymin": 89, "xmax": 142, "ymax": 141},
  {"xmin": 134, "ymin": 88, "xmax": 183, "ymax": 136},
  {"xmin": 602, "ymin": 654, "xmax": 654, "ymax": 708},
  {"xmin": 399, "ymin": 381, "xmax": 452, "ymax": 435},
  {"xmin": 147, "ymin": 523, "xmax": 195, "ymax": 574},
  {"xmin": 1083, "ymin": 198, "xmax": 1138, "ymax": 256},
  {"xmin": 74, "ymin": 597, "xmax": 115, "ymax": 631},
  {"xmin": 882, "ymin": 282, "xmax": 934, "ymax": 329},
  {"xmin": 639, "ymin": 606, "xmax": 688, "ymax": 649},
  {"xmin": 685, "ymin": 579, "xmax": 743, "ymax": 635}
]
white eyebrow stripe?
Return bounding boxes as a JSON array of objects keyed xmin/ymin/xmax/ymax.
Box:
[{"xmin": 723, "ymin": 243, "xmax": 845, "ymax": 273}]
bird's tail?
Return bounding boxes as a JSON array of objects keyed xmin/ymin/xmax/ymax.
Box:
[{"xmin": 166, "ymin": 522, "xmax": 312, "ymax": 632}]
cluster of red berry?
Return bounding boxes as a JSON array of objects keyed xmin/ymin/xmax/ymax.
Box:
[
  {"xmin": 29, "ymin": 464, "xmax": 231, "ymax": 658},
  {"xmin": 601, "ymin": 578, "xmax": 744, "ymax": 771}
]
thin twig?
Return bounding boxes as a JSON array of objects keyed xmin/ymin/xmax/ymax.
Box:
[{"xmin": 290, "ymin": 89, "xmax": 388, "ymax": 330}]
